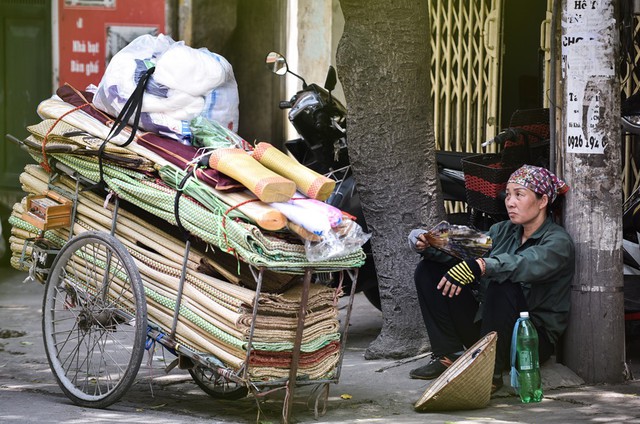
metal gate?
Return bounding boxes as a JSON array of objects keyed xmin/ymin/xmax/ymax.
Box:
[
  {"xmin": 620, "ymin": 8, "xmax": 640, "ymax": 198},
  {"xmin": 428, "ymin": 0, "xmax": 504, "ymax": 153}
]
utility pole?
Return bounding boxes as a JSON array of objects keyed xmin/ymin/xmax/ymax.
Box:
[{"xmin": 560, "ymin": 0, "xmax": 625, "ymax": 383}]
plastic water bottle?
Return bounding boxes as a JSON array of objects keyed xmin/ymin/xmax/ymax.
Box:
[{"xmin": 514, "ymin": 311, "xmax": 543, "ymax": 403}]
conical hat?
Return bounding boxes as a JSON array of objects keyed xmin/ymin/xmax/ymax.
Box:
[{"xmin": 414, "ymin": 331, "xmax": 497, "ymax": 412}]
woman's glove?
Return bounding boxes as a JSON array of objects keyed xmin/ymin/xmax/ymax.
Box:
[
  {"xmin": 444, "ymin": 259, "xmax": 483, "ymax": 287},
  {"xmin": 408, "ymin": 229, "xmax": 430, "ymax": 252}
]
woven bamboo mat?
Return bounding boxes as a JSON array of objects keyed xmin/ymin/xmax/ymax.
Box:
[
  {"xmin": 11, "ymin": 165, "xmax": 345, "ymax": 380},
  {"xmin": 27, "ymin": 119, "xmax": 155, "ymax": 172},
  {"xmin": 16, "ymin": 95, "xmax": 362, "ymax": 382}
]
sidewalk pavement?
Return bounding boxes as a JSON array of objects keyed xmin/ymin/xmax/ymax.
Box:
[{"xmin": 1, "ymin": 265, "xmax": 640, "ymax": 423}]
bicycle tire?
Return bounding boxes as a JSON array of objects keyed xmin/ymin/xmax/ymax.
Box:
[
  {"xmin": 42, "ymin": 231, "xmax": 147, "ymax": 408},
  {"xmin": 189, "ymin": 366, "xmax": 248, "ymax": 400}
]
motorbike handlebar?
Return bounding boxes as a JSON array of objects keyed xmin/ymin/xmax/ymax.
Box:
[{"xmin": 279, "ymin": 101, "xmax": 293, "ymax": 109}]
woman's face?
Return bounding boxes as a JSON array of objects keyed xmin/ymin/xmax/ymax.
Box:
[{"xmin": 504, "ymin": 183, "xmax": 548, "ymax": 226}]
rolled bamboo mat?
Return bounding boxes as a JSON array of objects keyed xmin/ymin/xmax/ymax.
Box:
[
  {"xmin": 12, "ymin": 164, "xmax": 345, "ymax": 381},
  {"xmin": 60, "ymin": 252, "xmax": 246, "ymax": 368},
  {"xmin": 249, "ymin": 341, "xmax": 340, "ymax": 367},
  {"xmin": 208, "ymin": 189, "xmax": 287, "ymax": 231},
  {"xmin": 248, "ymin": 352, "xmax": 341, "ymax": 380},
  {"xmin": 13, "ymin": 200, "xmax": 341, "ymax": 324},
  {"xmin": 28, "ymin": 164, "xmax": 298, "ymax": 292},
  {"xmin": 36, "ymin": 97, "xmax": 168, "ymax": 167},
  {"xmin": 252, "ymin": 142, "xmax": 335, "ymax": 201},
  {"xmin": 208, "ymin": 148, "xmax": 296, "ymax": 203},
  {"xmin": 239, "ymin": 319, "xmax": 340, "ymax": 345},
  {"xmin": 27, "ymin": 119, "xmax": 155, "ymax": 172},
  {"xmin": 237, "ymin": 304, "xmax": 338, "ymax": 331},
  {"xmin": 159, "ymin": 165, "xmax": 287, "ymax": 232},
  {"xmin": 29, "ymin": 119, "xmax": 135, "ymax": 155}
]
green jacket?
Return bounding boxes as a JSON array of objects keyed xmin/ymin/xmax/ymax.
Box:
[
  {"xmin": 410, "ymin": 217, "xmax": 575, "ymax": 345},
  {"xmin": 482, "ymin": 217, "xmax": 575, "ymax": 345}
]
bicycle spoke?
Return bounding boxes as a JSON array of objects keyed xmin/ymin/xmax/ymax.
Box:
[{"xmin": 43, "ymin": 233, "xmax": 146, "ymax": 407}]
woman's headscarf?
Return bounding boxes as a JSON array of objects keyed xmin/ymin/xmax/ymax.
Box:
[{"xmin": 507, "ymin": 165, "xmax": 569, "ymax": 203}]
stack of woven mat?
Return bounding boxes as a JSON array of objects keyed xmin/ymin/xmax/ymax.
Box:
[{"xmin": 8, "ymin": 84, "xmax": 364, "ymax": 381}]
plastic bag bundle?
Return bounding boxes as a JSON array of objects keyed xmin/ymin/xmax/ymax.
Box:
[
  {"xmin": 93, "ymin": 34, "xmax": 239, "ymax": 143},
  {"xmin": 303, "ymin": 218, "xmax": 371, "ymax": 262},
  {"xmin": 424, "ymin": 221, "xmax": 492, "ymax": 260},
  {"xmin": 270, "ymin": 197, "xmax": 370, "ymax": 262}
]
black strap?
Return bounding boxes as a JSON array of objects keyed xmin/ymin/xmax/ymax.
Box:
[
  {"xmin": 174, "ymin": 169, "xmax": 195, "ymax": 242},
  {"xmin": 88, "ymin": 66, "xmax": 156, "ymax": 192}
]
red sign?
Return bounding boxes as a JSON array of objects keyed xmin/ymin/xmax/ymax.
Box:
[{"xmin": 58, "ymin": 0, "xmax": 165, "ymax": 90}]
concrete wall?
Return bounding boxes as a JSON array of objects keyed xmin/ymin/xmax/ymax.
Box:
[
  {"xmin": 284, "ymin": 0, "xmax": 344, "ymax": 139},
  {"xmin": 178, "ymin": 0, "xmax": 287, "ymax": 147}
]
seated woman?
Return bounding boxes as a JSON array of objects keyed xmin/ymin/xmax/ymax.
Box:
[{"xmin": 407, "ymin": 165, "xmax": 575, "ymax": 391}]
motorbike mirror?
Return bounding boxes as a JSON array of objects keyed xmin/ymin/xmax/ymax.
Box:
[
  {"xmin": 265, "ymin": 51, "xmax": 307, "ymax": 87},
  {"xmin": 266, "ymin": 51, "xmax": 288, "ymax": 75},
  {"xmin": 324, "ymin": 66, "xmax": 337, "ymax": 91}
]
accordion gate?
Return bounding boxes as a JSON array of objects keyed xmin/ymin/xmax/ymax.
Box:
[{"xmin": 428, "ymin": 0, "xmax": 503, "ymax": 154}]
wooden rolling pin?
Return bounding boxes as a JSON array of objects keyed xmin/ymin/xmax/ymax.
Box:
[
  {"xmin": 208, "ymin": 148, "xmax": 296, "ymax": 203},
  {"xmin": 252, "ymin": 142, "xmax": 336, "ymax": 201}
]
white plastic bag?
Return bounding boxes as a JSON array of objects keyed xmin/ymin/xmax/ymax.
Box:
[
  {"xmin": 92, "ymin": 34, "xmax": 239, "ymax": 142},
  {"xmin": 270, "ymin": 197, "xmax": 370, "ymax": 261},
  {"xmin": 303, "ymin": 218, "xmax": 371, "ymax": 262}
]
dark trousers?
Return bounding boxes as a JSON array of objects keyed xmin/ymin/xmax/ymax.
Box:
[{"xmin": 414, "ymin": 259, "xmax": 554, "ymax": 373}]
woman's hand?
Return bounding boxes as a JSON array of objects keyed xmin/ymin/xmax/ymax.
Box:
[
  {"xmin": 437, "ymin": 259, "xmax": 484, "ymax": 298},
  {"xmin": 437, "ymin": 276, "xmax": 462, "ymax": 297},
  {"xmin": 415, "ymin": 232, "xmax": 430, "ymax": 251}
]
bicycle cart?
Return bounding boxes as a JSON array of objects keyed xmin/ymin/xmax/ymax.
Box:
[{"xmin": 9, "ymin": 87, "xmax": 366, "ymax": 423}]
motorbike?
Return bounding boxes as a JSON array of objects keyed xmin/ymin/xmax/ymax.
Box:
[{"xmin": 266, "ymin": 52, "xmax": 381, "ymax": 308}]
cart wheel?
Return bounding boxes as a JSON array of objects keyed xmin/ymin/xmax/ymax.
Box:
[
  {"xmin": 189, "ymin": 366, "xmax": 249, "ymax": 400},
  {"xmin": 42, "ymin": 231, "xmax": 147, "ymax": 408}
]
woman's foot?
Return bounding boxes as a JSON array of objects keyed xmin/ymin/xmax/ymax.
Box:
[{"xmin": 409, "ymin": 353, "xmax": 461, "ymax": 380}]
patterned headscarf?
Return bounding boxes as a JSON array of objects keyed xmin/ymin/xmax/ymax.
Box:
[{"xmin": 507, "ymin": 165, "xmax": 569, "ymax": 203}]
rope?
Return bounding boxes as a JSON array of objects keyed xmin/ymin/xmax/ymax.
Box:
[
  {"xmin": 40, "ymin": 103, "xmax": 90, "ymax": 172},
  {"xmin": 221, "ymin": 197, "xmax": 260, "ymax": 254},
  {"xmin": 313, "ymin": 383, "xmax": 330, "ymax": 418}
]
